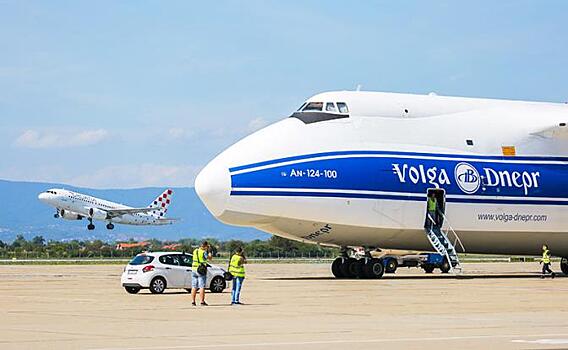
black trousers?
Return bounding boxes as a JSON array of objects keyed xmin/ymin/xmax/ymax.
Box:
[{"xmin": 542, "ymin": 262, "xmax": 553, "ymax": 275}]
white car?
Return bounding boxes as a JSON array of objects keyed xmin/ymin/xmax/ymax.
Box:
[{"xmin": 121, "ymin": 251, "xmax": 227, "ymax": 294}]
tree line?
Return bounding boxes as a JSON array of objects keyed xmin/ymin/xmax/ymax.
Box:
[{"xmin": 0, "ymin": 235, "xmax": 338, "ymax": 259}]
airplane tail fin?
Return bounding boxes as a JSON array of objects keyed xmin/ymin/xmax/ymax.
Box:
[{"xmin": 148, "ymin": 189, "xmax": 173, "ymax": 218}]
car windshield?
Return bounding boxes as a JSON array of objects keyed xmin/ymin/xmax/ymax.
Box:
[{"xmin": 129, "ymin": 255, "xmax": 154, "ymax": 265}]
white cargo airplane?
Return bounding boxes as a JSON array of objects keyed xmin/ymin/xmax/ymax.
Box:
[
  {"xmin": 38, "ymin": 188, "xmax": 176, "ymax": 230},
  {"xmin": 195, "ymin": 90, "xmax": 568, "ymax": 278}
]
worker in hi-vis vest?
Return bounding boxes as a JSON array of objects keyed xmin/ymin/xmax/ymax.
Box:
[
  {"xmin": 427, "ymin": 192, "xmax": 438, "ymax": 229},
  {"xmin": 540, "ymin": 244, "xmax": 556, "ymax": 279},
  {"xmin": 229, "ymin": 247, "xmax": 247, "ymax": 305},
  {"xmin": 191, "ymin": 241, "xmax": 212, "ymax": 306}
]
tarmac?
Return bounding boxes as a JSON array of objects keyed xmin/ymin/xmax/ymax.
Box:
[{"xmin": 1, "ymin": 262, "xmax": 568, "ymax": 350}]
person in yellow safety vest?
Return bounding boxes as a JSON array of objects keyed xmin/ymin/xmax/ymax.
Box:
[
  {"xmin": 191, "ymin": 241, "xmax": 212, "ymax": 306},
  {"xmin": 229, "ymin": 247, "xmax": 247, "ymax": 305},
  {"xmin": 427, "ymin": 193, "xmax": 438, "ymax": 229},
  {"xmin": 540, "ymin": 244, "xmax": 556, "ymax": 279}
]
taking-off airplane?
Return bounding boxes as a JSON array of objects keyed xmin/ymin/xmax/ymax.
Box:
[
  {"xmin": 38, "ymin": 188, "xmax": 176, "ymax": 230},
  {"xmin": 195, "ymin": 90, "xmax": 568, "ymax": 278}
]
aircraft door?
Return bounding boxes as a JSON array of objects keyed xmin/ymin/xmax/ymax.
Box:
[{"xmin": 425, "ymin": 188, "xmax": 446, "ymax": 230}]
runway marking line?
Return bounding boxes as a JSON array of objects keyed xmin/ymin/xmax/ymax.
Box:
[{"xmin": 89, "ymin": 332, "xmax": 568, "ymax": 350}]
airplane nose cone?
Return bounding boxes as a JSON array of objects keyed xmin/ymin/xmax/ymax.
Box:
[
  {"xmin": 195, "ymin": 158, "xmax": 231, "ymax": 218},
  {"xmin": 38, "ymin": 192, "xmax": 48, "ymax": 202}
]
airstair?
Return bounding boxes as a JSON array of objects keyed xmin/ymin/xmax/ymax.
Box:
[{"xmin": 425, "ymin": 212, "xmax": 465, "ymax": 274}]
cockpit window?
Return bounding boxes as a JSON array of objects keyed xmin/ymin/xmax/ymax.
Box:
[
  {"xmin": 302, "ymin": 102, "xmax": 323, "ymax": 111},
  {"xmin": 297, "ymin": 102, "xmax": 306, "ymax": 111},
  {"xmin": 46, "ymin": 190, "xmax": 57, "ymax": 195},
  {"xmin": 325, "ymin": 102, "xmax": 337, "ymax": 112},
  {"xmin": 337, "ymin": 102, "xmax": 349, "ymax": 113}
]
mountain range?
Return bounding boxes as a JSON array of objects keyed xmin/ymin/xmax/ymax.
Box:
[{"xmin": 0, "ymin": 179, "xmax": 267, "ymax": 242}]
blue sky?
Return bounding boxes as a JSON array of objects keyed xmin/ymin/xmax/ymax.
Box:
[{"xmin": 1, "ymin": 1, "xmax": 567, "ymax": 188}]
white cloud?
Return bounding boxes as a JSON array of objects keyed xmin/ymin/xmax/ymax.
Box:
[
  {"xmin": 247, "ymin": 117, "xmax": 270, "ymax": 132},
  {"xmin": 13, "ymin": 129, "xmax": 109, "ymax": 149},
  {"xmin": 69, "ymin": 163, "xmax": 202, "ymax": 188},
  {"xmin": 168, "ymin": 127, "xmax": 194, "ymax": 140}
]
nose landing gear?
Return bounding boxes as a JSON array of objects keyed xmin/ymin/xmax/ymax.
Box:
[
  {"xmin": 331, "ymin": 248, "xmax": 384, "ymax": 279},
  {"xmin": 106, "ymin": 223, "xmax": 114, "ymax": 230}
]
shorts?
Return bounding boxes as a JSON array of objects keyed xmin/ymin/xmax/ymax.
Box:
[{"xmin": 192, "ymin": 271, "xmax": 206, "ymax": 289}]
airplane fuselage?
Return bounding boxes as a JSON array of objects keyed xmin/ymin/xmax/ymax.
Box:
[
  {"xmin": 196, "ymin": 91, "xmax": 568, "ymax": 257},
  {"xmin": 38, "ymin": 189, "xmax": 173, "ymax": 227}
]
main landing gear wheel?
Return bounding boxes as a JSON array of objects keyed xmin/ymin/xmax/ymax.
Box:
[
  {"xmin": 561, "ymin": 257, "xmax": 568, "ymax": 275},
  {"xmin": 339, "ymin": 257, "xmax": 357, "ymax": 278},
  {"xmin": 351, "ymin": 259, "xmax": 365, "ymax": 279},
  {"xmin": 87, "ymin": 218, "xmax": 95, "ymax": 230},
  {"xmin": 363, "ymin": 258, "xmax": 384, "ymax": 279},
  {"xmin": 331, "ymin": 258, "xmax": 345, "ymax": 278},
  {"xmin": 331, "ymin": 257, "xmax": 385, "ymax": 279},
  {"xmin": 106, "ymin": 223, "xmax": 114, "ymax": 230}
]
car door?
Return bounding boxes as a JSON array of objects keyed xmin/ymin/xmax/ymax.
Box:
[
  {"xmin": 158, "ymin": 254, "xmax": 186, "ymax": 288},
  {"xmin": 178, "ymin": 254, "xmax": 194, "ymax": 287}
]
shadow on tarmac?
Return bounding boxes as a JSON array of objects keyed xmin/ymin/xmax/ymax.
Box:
[{"xmin": 264, "ymin": 273, "xmax": 566, "ymax": 281}]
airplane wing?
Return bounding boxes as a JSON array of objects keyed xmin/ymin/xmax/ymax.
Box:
[
  {"xmin": 105, "ymin": 207, "xmax": 161, "ymax": 218},
  {"xmin": 532, "ymin": 123, "xmax": 568, "ymax": 139},
  {"xmin": 155, "ymin": 218, "xmax": 180, "ymax": 224}
]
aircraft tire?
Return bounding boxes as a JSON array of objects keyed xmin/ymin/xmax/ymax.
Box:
[
  {"xmin": 331, "ymin": 258, "xmax": 344, "ymax": 278},
  {"xmin": 106, "ymin": 223, "xmax": 114, "ymax": 230},
  {"xmin": 87, "ymin": 224, "xmax": 95, "ymax": 230},
  {"xmin": 561, "ymin": 258, "xmax": 568, "ymax": 275},
  {"xmin": 340, "ymin": 258, "xmax": 356, "ymax": 278},
  {"xmin": 385, "ymin": 258, "xmax": 398, "ymax": 273},
  {"xmin": 364, "ymin": 258, "xmax": 384, "ymax": 279},
  {"xmin": 351, "ymin": 259, "xmax": 365, "ymax": 279}
]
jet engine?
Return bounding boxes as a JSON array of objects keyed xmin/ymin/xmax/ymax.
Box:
[
  {"xmin": 60, "ymin": 209, "xmax": 83, "ymax": 220},
  {"xmin": 88, "ymin": 207, "xmax": 108, "ymax": 220}
]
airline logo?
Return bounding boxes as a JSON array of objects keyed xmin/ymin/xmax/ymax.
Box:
[
  {"xmin": 454, "ymin": 162, "xmax": 480, "ymax": 194},
  {"xmin": 392, "ymin": 161, "xmax": 541, "ymax": 196}
]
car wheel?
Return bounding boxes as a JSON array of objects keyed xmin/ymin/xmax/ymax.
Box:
[
  {"xmin": 209, "ymin": 276, "xmax": 225, "ymax": 293},
  {"xmin": 149, "ymin": 277, "xmax": 166, "ymax": 294},
  {"xmin": 385, "ymin": 258, "xmax": 398, "ymax": 273},
  {"xmin": 423, "ymin": 265, "xmax": 435, "ymax": 273},
  {"xmin": 124, "ymin": 286, "xmax": 140, "ymax": 294}
]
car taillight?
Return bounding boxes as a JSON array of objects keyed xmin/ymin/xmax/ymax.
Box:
[{"xmin": 142, "ymin": 265, "xmax": 155, "ymax": 273}]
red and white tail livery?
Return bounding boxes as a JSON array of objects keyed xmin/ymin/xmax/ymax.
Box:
[{"xmin": 148, "ymin": 189, "xmax": 173, "ymax": 218}]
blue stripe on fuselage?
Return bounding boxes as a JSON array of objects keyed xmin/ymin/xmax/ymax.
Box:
[
  {"xmin": 229, "ymin": 150, "xmax": 568, "ymax": 173},
  {"xmin": 230, "ymin": 151, "xmax": 568, "ymax": 201},
  {"xmin": 230, "ymin": 190, "xmax": 568, "ymax": 205}
]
